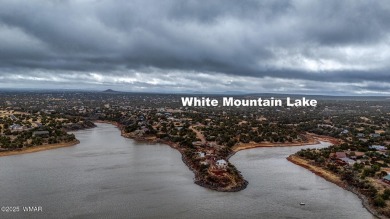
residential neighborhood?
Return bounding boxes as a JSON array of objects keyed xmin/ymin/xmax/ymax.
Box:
[{"xmin": 1, "ymin": 90, "xmax": 390, "ymax": 215}]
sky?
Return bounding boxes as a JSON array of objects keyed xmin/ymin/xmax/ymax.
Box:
[{"xmin": 0, "ymin": 0, "xmax": 390, "ymax": 95}]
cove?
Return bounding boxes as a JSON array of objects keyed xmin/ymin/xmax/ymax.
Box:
[{"xmin": 0, "ymin": 123, "xmax": 373, "ymax": 218}]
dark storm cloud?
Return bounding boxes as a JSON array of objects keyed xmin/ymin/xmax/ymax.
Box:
[{"xmin": 0, "ymin": 0, "xmax": 390, "ymax": 93}]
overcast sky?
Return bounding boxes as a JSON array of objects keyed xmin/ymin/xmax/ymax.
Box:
[{"xmin": 0, "ymin": 0, "xmax": 390, "ymax": 95}]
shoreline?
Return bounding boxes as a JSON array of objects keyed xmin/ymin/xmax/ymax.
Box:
[
  {"xmin": 287, "ymin": 155, "xmax": 384, "ymax": 219},
  {"xmin": 0, "ymin": 122, "xmax": 95, "ymax": 157},
  {"xmin": 126, "ymin": 131, "xmax": 250, "ymax": 192},
  {"xmin": 96, "ymin": 120, "xmax": 249, "ymax": 192},
  {"xmin": 0, "ymin": 140, "xmax": 80, "ymax": 157},
  {"xmin": 232, "ymin": 139, "xmax": 320, "ymax": 152},
  {"xmin": 305, "ymin": 133, "xmax": 343, "ymax": 145},
  {"xmin": 104, "ymin": 121, "xmax": 330, "ymax": 192},
  {"xmin": 0, "ymin": 121, "xmax": 381, "ymax": 216},
  {"xmin": 231, "ymin": 132, "xmax": 340, "ymax": 152},
  {"xmin": 3, "ymin": 119, "xmax": 378, "ymax": 217}
]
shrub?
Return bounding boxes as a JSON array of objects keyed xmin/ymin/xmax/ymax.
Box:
[{"xmin": 374, "ymin": 196, "xmax": 386, "ymax": 207}]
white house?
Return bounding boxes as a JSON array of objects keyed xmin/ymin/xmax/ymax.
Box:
[
  {"xmin": 370, "ymin": 145, "xmax": 387, "ymax": 151},
  {"xmin": 197, "ymin": 152, "xmax": 205, "ymax": 158},
  {"xmin": 192, "ymin": 141, "xmax": 203, "ymax": 147},
  {"xmin": 216, "ymin": 159, "xmax": 228, "ymax": 169},
  {"xmin": 200, "ymin": 161, "xmax": 209, "ymax": 166},
  {"xmin": 339, "ymin": 157, "xmax": 356, "ymax": 166},
  {"xmin": 10, "ymin": 124, "xmax": 24, "ymax": 131}
]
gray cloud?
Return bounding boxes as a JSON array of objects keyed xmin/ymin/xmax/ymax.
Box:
[{"xmin": 0, "ymin": 0, "xmax": 390, "ymax": 94}]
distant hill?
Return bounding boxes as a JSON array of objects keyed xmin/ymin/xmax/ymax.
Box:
[{"xmin": 102, "ymin": 89, "xmax": 118, "ymax": 93}]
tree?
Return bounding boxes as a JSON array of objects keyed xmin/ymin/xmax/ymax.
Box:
[
  {"xmin": 382, "ymin": 189, "xmax": 390, "ymax": 200},
  {"xmin": 378, "ymin": 171, "xmax": 388, "ymax": 178},
  {"xmin": 374, "ymin": 196, "xmax": 386, "ymax": 207}
]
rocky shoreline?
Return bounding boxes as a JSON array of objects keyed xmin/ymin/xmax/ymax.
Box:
[
  {"xmin": 130, "ymin": 132, "xmax": 249, "ymax": 192},
  {"xmin": 96, "ymin": 120, "xmax": 249, "ymax": 192}
]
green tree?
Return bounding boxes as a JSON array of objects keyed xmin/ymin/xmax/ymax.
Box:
[{"xmin": 374, "ymin": 196, "xmax": 386, "ymax": 207}]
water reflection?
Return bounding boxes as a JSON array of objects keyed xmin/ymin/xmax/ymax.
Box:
[{"xmin": 0, "ymin": 123, "xmax": 373, "ymax": 219}]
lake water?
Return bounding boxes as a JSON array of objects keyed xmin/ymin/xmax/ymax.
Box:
[{"xmin": 0, "ymin": 123, "xmax": 373, "ymax": 218}]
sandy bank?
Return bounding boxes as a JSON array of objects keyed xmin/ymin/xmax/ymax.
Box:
[
  {"xmin": 287, "ymin": 155, "xmax": 345, "ymax": 187},
  {"xmin": 306, "ymin": 133, "xmax": 343, "ymax": 145},
  {"xmin": 0, "ymin": 140, "xmax": 80, "ymax": 157},
  {"xmin": 232, "ymin": 133, "xmax": 342, "ymax": 153},
  {"xmin": 232, "ymin": 138, "xmax": 319, "ymax": 152}
]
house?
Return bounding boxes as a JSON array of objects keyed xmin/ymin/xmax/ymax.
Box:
[
  {"xmin": 133, "ymin": 130, "xmax": 145, "ymax": 136},
  {"xmin": 32, "ymin": 131, "xmax": 49, "ymax": 137},
  {"xmin": 383, "ymin": 175, "xmax": 390, "ymax": 185},
  {"xmin": 335, "ymin": 152, "xmax": 347, "ymax": 159},
  {"xmin": 331, "ymin": 152, "xmax": 352, "ymax": 165},
  {"xmin": 347, "ymin": 151, "xmax": 365, "ymax": 159},
  {"xmin": 10, "ymin": 114, "xmax": 17, "ymax": 121},
  {"xmin": 206, "ymin": 149, "xmax": 215, "ymax": 156},
  {"xmin": 207, "ymin": 142, "xmax": 217, "ymax": 147},
  {"xmin": 33, "ymin": 122, "xmax": 42, "ymax": 127},
  {"xmin": 356, "ymin": 133, "xmax": 365, "ymax": 138},
  {"xmin": 200, "ymin": 161, "xmax": 209, "ymax": 166},
  {"xmin": 369, "ymin": 145, "xmax": 387, "ymax": 151},
  {"xmin": 10, "ymin": 124, "xmax": 24, "ymax": 131},
  {"xmin": 197, "ymin": 152, "xmax": 205, "ymax": 158},
  {"xmin": 339, "ymin": 157, "xmax": 356, "ymax": 166},
  {"xmin": 192, "ymin": 141, "xmax": 203, "ymax": 147},
  {"xmin": 216, "ymin": 159, "xmax": 228, "ymax": 169},
  {"xmin": 370, "ymin": 133, "xmax": 381, "ymax": 138},
  {"xmin": 358, "ymin": 138, "xmax": 368, "ymax": 142}
]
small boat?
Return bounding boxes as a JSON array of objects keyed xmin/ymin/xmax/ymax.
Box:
[{"xmin": 300, "ymin": 202, "xmax": 305, "ymax": 205}]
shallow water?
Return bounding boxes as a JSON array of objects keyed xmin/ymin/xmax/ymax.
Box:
[{"xmin": 0, "ymin": 123, "xmax": 373, "ymax": 218}]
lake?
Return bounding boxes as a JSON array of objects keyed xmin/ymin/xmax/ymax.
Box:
[{"xmin": 0, "ymin": 123, "xmax": 373, "ymax": 218}]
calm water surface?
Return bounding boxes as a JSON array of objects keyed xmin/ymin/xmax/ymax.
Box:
[{"xmin": 0, "ymin": 123, "xmax": 373, "ymax": 218}]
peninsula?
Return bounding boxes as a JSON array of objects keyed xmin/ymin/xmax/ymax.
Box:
[{"xmin": 1, "ymin": 91, "xmax": 389, "ymax": 217}]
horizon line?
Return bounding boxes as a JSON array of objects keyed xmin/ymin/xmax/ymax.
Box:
[{"xmin": 0, "ymin": 88, "xmax": 389, "ymax": 97}]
